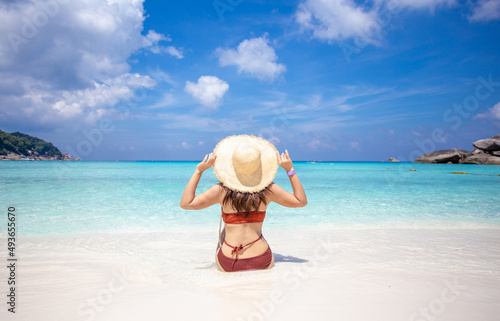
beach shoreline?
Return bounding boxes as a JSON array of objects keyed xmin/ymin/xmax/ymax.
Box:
[{"xmin": 2, "ymin": 226, "xmax": 499, "ymax": 321}]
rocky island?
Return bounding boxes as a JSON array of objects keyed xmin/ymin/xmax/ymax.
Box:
[
  {"xmin": 413, "ymin": 135, "xmax": 500, "ymax": 165},
  {"xmin": 0, "ymin": 130, "xmax": 79, "ymax": 161}
]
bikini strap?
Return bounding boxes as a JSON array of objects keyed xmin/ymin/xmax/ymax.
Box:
[
  {"xmin": 224, "ymin": 235, "xmax": 262, "ymax": 253},
  {"xmin": 218, "ymin": 213, "xmax": 223, "ymax": 248},
  {"xmin": 223, "ymin": 235, "xmax": 263, "ymax": 270}
]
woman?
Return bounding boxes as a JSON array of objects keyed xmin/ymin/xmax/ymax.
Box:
[{"xmin": 180, "ymin": 135, "xmax": 307, "ymax": 272}]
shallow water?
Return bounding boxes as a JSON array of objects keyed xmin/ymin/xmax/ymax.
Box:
[{"xmin": 0, "ymin": 161, "xmax": 499, "ymax": 234}]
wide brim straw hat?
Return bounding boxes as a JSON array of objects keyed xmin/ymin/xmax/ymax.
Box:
[{"xmin": 213, "ymin": 135, "xmax": 278, "ymax": 193}]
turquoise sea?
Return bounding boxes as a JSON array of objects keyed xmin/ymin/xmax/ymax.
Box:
[{"xmin": 1, "ymin": 161, "xmax": 499, "ymax": 234}]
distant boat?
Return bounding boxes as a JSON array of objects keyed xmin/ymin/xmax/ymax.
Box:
[{"xmin": 21, "ymin": 157, "xmax": 34, "ymax": 161}]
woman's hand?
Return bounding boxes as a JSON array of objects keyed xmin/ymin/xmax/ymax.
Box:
[
  {"xmin": 277, "ymin": 150, "xmax": 293, "ymax": 172},
  {"xmin": 196, "ymin": 153, "xmax": 216, "ymax": 173}
]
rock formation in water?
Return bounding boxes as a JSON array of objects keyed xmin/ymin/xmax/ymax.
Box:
[{"xmin": 413, "ymin": 135, "xmax": 500, "ymax": 165}]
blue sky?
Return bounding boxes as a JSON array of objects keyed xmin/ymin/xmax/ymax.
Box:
[{"xmin": 1, "ymin": 0, "xmax": 499, "ymax": 161}]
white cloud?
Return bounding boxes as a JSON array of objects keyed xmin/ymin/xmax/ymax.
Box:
[
  {"xmin": 295, "ymin": 0, "xmax": 381, "ymax": 44},
  {"xmin": 295, "ymin": 0, "xmax": 459, "ymax": 45},
  {"xmin": 144, "ymin": 30, "xmax": 183, "ymax": 58},
  {"xmin": 268, "ymin": 136, "xmax": 280, "ymax": 145},
  {"xmin": 412, "ymin": 130, "xmax": 422, "ymax": 137},
  {"xmin": 181, "ymin": 141, "xmax": 193, "ymax": 149},
  {"xmin": 49, "ymin": 74, "xmax": 155, "ymax": 122},
  {"xmin": 0, "ymin": 0, "xmax": 179, "ymax": 128},
  {"xmin": 476, "ymin": 102, "xmax": 500, "ymax": 119},
  {"xmin": 163, "ymin": 46, "xmax": 184, "ymax": 59},
  {"xmin": 184, "ymin": 76, "xmax": 229, "ymax": 109},
  {"xmin": 336, "ymin": 104, "xmax": 355, "ymax": 112},
  {"xmin": 145, "ymin": 66, "xmax": 177, "ymax": 87},
  {"xmin": 385, "ymin": 0, "xmax": 456, "ymax": 11},
  {"xmin": 468, "ymin": 0, "xmax": 500, "ymax": 22},
  {"xmin": 350, "ymin": 141, "xmax": 360, "ymax": 151},
  {"xmin": 143, "ymin": 30, "xmax": 184, "ymax": 59},
  {"xmin": 307, "ymin": 139, "xmax": 322, "ymax": 150},
  {"xmin": 144, "ymin": 30, "xmax": 172, "ymax": 46},
  {"xmin": 307, "ymin": 138, "xmax": 337, "ymax": 151},
  {"xmin": 142, "ymin": 92, "xmax": 177, "ymax": 110},
  {"xmin": 216, "ymin": 35, "xmax": 286, "ymax": 82}
]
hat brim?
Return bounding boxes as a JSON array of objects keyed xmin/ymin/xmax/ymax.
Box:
[{"xmin": 213, "ymin": 135, "xmax": 278, "ymax": 193}]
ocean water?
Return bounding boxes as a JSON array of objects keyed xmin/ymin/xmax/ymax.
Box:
[{"xmin": 0, "ymin": 161, "xmax": 499, "ymax": 235}]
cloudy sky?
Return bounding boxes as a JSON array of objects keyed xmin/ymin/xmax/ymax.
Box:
[{"xmin": 1, "ymin": 0, "xmax": 499, "ymax": 161}]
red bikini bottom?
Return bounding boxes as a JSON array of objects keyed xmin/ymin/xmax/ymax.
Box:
[{"xmin": 217, "ymin": 243, "xmax": 273, "ymax": 272}]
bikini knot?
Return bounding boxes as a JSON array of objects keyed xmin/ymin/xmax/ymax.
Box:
[{"xmin": 231, "ymin": 244, "xmax": 243, "ymax": 255}]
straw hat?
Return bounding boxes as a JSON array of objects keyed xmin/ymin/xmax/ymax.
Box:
[{"xmin": 213, "ymin": 135, "xmax": 278, "ymax": 193}]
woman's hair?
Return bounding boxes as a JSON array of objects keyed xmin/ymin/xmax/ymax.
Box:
[{"xmin": 218, "ymin": 182, "xmax": 273, "ymax": 213}]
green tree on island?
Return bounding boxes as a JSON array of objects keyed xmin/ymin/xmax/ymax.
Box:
[{"xmin": 0, "ymin": 130, "xmax": 63, "ymax": 157}]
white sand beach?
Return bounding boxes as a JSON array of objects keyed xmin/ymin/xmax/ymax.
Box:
[{"xmin": 2, "ymin": 226, "xmax": 499, "ymax": 321}]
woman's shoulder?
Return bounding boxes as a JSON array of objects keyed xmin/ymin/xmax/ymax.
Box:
[
  {"xmin": 268, "ymin": 182, "xmax": 284, "ymax": 192},
  {"xmin": 266, "ymin": 182, "xmax": 285, "ymax": 200},
  {"xmin": 202, "ymin": 184, "xmax": 226, "ymax": 202}
]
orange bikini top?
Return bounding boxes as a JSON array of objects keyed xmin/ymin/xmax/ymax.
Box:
[{"xmin": 221, "ymin": 209, "xmax": 266, "ymax": 224}]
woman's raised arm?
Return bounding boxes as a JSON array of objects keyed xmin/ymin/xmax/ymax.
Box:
[
  {"xmin": 179, "ymin": 153, "xmax": 223, "ymax": 210},
  {"xmin": 269, "ymin": 150, "xmax": 307, "ymax": 208}
]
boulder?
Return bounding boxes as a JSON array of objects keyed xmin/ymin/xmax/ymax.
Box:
[
  {"xmin": 463, "ymin": 154, "xmax": 500, "ymax": 165},
  {"xmin": 472, "ymin": 136, "xmax": 500, "ymax": 152},
  {"xmin": 472, "ymin": 147, "xmax": 485, "ymax": 154},
  {"xmin": 413, "ymin": 149, "xmax": 472, "ymax": 164},
  {"xmin": 1, "ymin": 153, "xmax": 22, "ymax": 160},
  {"xmin": 0, "ymin": 152, "xmax": 80, "ymax": 161},
  {"xmin": 61, "ymin": 152, "xmax": 80, "ymax": 161},
  {"xmin": 388, "ymin": 158, "xmax": 400, "ymax": 162}
]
